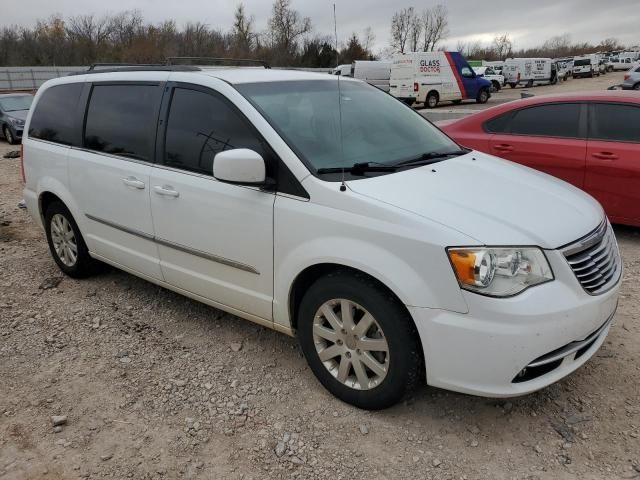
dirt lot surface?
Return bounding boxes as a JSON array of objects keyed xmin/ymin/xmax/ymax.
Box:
[{"xmin": 1, "ymin": 118, "xmax": 639, "ymax": 479}]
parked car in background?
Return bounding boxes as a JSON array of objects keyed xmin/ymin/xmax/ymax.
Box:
[
  {"xmin": 0, "ymin": 93, "xmax": 34, "ymax": 144},
  {"xmin": 22, "ymin": 65, "xmax": 620, "ymax": 409},
  {"xmin": 609, "ymin": 52, "xmax": 640, "ymax": 71},
  {"xmin": 622, "ymin": 64, "xmax": 640, "ymax": 90},
  {"xmin": 439, "ymin": 91, "xmax": 640, "ymax": 226},
  {"xmin": 472, "ymin": 66, "xmax": 504, "ymax": 92},
  {"xmin": 503, "ymin": 58, "xmax": 558, "ymax": 88},
  {"xmin": 331, "ymin": 64, "xmax": 352, "ymax": 76},
  {"xmin": 390, "ymin": 51, "xmax": 491, "ymax": 107},
  {"xmin": 351, "ymin": 60, "xmax": 391, "ymax": 92},
  {"xmin": 573, "ymin": 56, "xmax": 599, "ymax": 78},
  {"xmin": 482, "ymin": 60, "xmax": 504, "ymax": 76}
]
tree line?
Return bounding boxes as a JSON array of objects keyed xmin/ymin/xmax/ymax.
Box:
[
  {"xmin": 0, "ymin": 1, "xmax": 375, "ymax": 67},
  {"xmin": 0, "ymin": 1, "xmax": 634, "ymax": 68}
]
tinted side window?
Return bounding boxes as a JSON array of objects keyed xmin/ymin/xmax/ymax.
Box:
[
  {"xmin": 590, "ymin": 103, "xmax": 640, "ymax": 143},
  {"xmin": 164, "ymin": 87, "xmax": 267, "ymax": 176},
  {"xmin": 484, "ymin": 112, "xmax": 513, "ymax": 133},
  {"xmin": 84, "ymin": 84, "xmax": 159, "ymax": 161},
  {"xmin": 29, "ymin": 83, "xmax": 83, "ymax": 146},
  {"xmin": 509, "ymin": 104, "xmax": 581, "ymax": 138}
]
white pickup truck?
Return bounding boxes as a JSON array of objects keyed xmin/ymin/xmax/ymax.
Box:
[{"xmin": 472, "ymin": 66, "xmax": 504, "ymax": 92}]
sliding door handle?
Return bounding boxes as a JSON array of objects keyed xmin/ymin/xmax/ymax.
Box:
[{"xmin": 122, "ymin": 176, "xmax": 145, "ymax": 189}]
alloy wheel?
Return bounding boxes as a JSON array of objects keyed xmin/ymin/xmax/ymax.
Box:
[
  {"xmin": 312, "ymin": 299, "xmax": 389, "ymax": 390},
  {"xmin": 50, "ymin": 213, "xmax": 78, "ymax": 267}
]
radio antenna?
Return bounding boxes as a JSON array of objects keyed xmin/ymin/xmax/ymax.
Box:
[{"xmin": 333, "ymin": 3, "xmax": 346, "ymax": 192}]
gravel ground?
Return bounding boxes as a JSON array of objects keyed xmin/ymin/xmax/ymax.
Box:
[{"xmin": 1, "ymin": 135, "xmax": 639, "ymax": 480}]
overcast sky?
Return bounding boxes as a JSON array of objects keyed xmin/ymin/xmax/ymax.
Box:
[{"xmin": 4, "ymin": 0, "xmax": 639, "ymax": 52}]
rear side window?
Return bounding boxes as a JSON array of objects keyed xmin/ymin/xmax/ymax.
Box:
[
  {"xmin": 508, "ymin": 104, "xmax": 582, "ymax": 138},
  {"xmin": 163, "ymin": 87, "xmax": 268, "ymax": 176},
  {"xmin": 84, "ymin": 84, "xmax": 159, "ymax": 161},
  {"xmin": 484, "ymin": 112, "xmax": 513, "ymax": 133},
  {"xmin": 589, "ymin": 103, "xmax": 640, "ymax": 143},
  {"xmin": 29, "ymin": 83, "xmax": 83, "ymax": 146}
]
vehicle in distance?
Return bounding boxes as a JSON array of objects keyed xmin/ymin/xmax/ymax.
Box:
[
  {"xmin": 0, "ymin": 93, "xmax": 34, "ymax": 144},
  {"xmin": 439, "ymin": 91, "xmax": 640, "ymax": 227},
  {"xmin": 472, "ymin": 66, "xmax": 504, "ymax": 92},
  {"xmin": 503, "ymin": 58, "xmax": 559, "ymax": 88},
  {"xmin": 333, "ymin": 60, "xmax": 392, "ymax": 93},
  {"xmin": 23, "ymin": 66, "xmax": 621, "ymax": 409},
  {"xmin": 573, "ymin": 56, "xmax": 599, "ymax": 78},
  {"xmin": 622, "ymin": 64, "xmax": 640, "ymax": 90},
  {"xmin": 390, "ymin": 51, "xmax": 492, "ymax": 108}
]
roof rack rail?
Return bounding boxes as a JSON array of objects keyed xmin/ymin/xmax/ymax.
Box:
[
  {"xmin": 166, "ymin": 57, "xmax": 271, "ymax": 69},
  {"xmin": 69, "ymin": 64, "xmax": 202, "ymax": 76}
]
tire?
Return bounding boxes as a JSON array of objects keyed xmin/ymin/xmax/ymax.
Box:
[
  {"xmin": 491, "ymin": 80, "xmax": 501, "ymax": 92},
  {"xmin": 297, "ymin": 270, "xmax": 423, "ymax": 410},
  {"xmin": 634, "ymin": 83, "xmax": 640, "ymax": 91},
  {"xmin": 509, "ymin": 83, "xmax": 517, "ymax": 89},
  {"xmin": 425, "ymin": 91, "xmax": 439, "ymax": 109},
  {"xmin": 476, "ymin": 88, "xmax": 489, "ymax": 104},
  {"xmin": 44, "ymin": 201, "xmax": 98, "ymax": 278},
  {"xmin": 3, "ymin": 126, "xmax": 16, "ymax": 145},
  {"xmin": 526, "ymin": 80, "xmax": 534, "ymax": 88}
]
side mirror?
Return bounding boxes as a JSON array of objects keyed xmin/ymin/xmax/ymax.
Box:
[{"xmin": 213, "ymin": 149, "xmax": 267, "ymax": 185}]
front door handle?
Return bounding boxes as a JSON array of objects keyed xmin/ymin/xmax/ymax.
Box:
[
  {"xmin": 122, "ymin": 176, "xmax": 145, "ymax": 189},
  {"xmin": 592, "ymin": 152, "xmax": 618, "ymax": 160},
  {"xmin": 154, "ymin": 185, "xmax": 180, "ymax": 198},
  {"xmin": 493, "ymin": 144, "xmax": 513, "ymax": 152}
]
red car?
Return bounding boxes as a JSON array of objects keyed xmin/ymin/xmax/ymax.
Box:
[{"xmin": 439, "ymin": 91, "xmax": 640, "ymax": 227}]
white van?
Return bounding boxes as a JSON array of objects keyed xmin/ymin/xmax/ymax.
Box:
[
  {"xmin": 331, "ymin": 64, "xmax": 352, "ymax": 76},
  {"xmin": 22, "ymin": 63, "xmax": 621, "ymax": 409},
  {"xmin": 609, "ymin": 53, "xmax": 640, "ymax": 71},
  {"xmin": 351, "ymin": 60, "xmax": 391, "ymax": 92},
  {"xmin": 573, "ymin": 55, "xmax": 599, "ymax": 78},
  {"xmin": 503, "ymin": 58, "xmax": 558, "ymax": 88},
  {"xmin": 390, "ymin": 51, "xmax": 492, "ymax": 108}
]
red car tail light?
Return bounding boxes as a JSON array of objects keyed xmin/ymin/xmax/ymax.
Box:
[
  {"xmin": 624, "ymin": 74, "xmax": 630, "ymax": 81},
  {"xmin": 413, "ymin": 82, "xmax": 419, "ymax": 92}
]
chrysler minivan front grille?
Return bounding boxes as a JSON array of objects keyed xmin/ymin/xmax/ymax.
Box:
[{"xmin": 562, "ymin": 221, "xmax": 621, "ymax": 295}]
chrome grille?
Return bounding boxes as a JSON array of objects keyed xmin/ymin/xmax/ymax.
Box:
[{"xmin": 562, "ymin": 221, "xmax": 621, "ymax": 295}]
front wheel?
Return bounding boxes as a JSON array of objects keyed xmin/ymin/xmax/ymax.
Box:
[
  {"xmin": 509, "ymin": 83, "xmax": 517, "ymax": 88},
  {"xmin": 491, "ymin": 80, "xmax": 501, "ymax": 92},
  {"xmin": 297, "ymin": 270, "xmax": 423, "ymax": 410},
  {"xmin": 476, "ymin": 88, "xmax": 490, "ymax": 104},
  {"xmin": 634, "ymin": 83, "xmax": 640, "ymax": 91},
  {"xmin": 3, "ymin": 126, "xmax": 16, "ymax": 145}
]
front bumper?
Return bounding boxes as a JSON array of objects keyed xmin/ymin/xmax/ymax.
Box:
[{"xmin": 409, "ymin": 249, "xmax": 620, "ymax": 397}]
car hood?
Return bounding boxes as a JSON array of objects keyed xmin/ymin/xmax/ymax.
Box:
[
  {"xmin": 5, "ymin": 110, "xmax": 28, "ymax": 121},
  {"xmin": 346, "ymin": 151, "xmax": 603, "ymax": 249}
]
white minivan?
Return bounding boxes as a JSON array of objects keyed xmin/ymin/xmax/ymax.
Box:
[{"xmin": 22, "ymin": 64, "xmax": 621, "ymax": 410}]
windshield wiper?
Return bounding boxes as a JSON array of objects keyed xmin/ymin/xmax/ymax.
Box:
[
  {"xmin": 394, "ymin": 149, "xmax": 469, "ymax": 167},
  {"xmin": 316, "ymin": 162, "xmax": 398, "ymax": 175}
]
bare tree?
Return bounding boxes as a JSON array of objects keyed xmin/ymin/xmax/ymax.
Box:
[
  {"xmin": 232, "ymin": 3, "xmax": 255, "ymax": 52},
  {"xmin": 390, "ymin": 8, "xmax": 412, "ymax": 53},
  {"xmin": 268, "ymin": 0, "xmax": 311, "ymax": 54},
  {"xmin": 408, "ymin": 11, "xmax": 422, "ymax": 52},
  {"xmin": 541, "ymin": 33, "xmax": 571, "ymax": 57},
  {"xmin": 493, "ymin": 33, "xmax": 513, "ymax": 60},
  {"xmin": 421, "ymin": 5, "xmax": 448, "ymax": 52},
  {"xmin": 362, "ymin": 26, "xmax": 375, "ymax": 53}
]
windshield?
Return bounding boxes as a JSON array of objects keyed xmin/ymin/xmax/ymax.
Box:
[
  {"xmin": 236, "ymin": 80, "xmax": 457, "ymax": 174},
  {"xmin": 0, "ymin": 95, "xmax": 33, "ymax": 112}
]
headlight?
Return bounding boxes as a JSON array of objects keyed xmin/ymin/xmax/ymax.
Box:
[
  {"xmin": 447, "ymin": 247, "xmax": 553, "ymax": 297},
  {"xmin": 9, "ymin": 117, "xmax": 24, "ymax": 126}
]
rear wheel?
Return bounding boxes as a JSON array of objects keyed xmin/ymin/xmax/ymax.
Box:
[
  {"xmin": 44, "ymin": 201, "xmax": 99, "ymax": 278},
  {"xmin": 297, "ymin": 270, "xmax": 423, "ymax": 410},
  {"xmin": 634, "ymin": 83, "xmax": 640, "ymax": 91},
  {"xmin": 491, "ymin": 80, "xmax": 501, "ymax": 92},
  {"xmin": 509, "ymin": 83, "xmax": 517, "ymax": 88},
  {"xmin": 425, "ymin": 91, "xmax": 439, "ymax": 109},
  {"xmin": 476, "ymin": 88, "xmax": 490, "ymax": 104},
  {"xmin": 3, "ymin": 126, "xmax": 15, "ymax": 145}
]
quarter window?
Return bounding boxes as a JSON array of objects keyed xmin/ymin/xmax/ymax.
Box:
[
  {"xmin": 589, "ymin": 104, "xmax": 640, "ymax": 143},
  {"xmin": 84, "ymin": 84, "xmax": 159, "ymax": 161},
  {"xmin": 163, "ymin": 87, "xmax": 267, "ymax": 176},
  {"xmin": 507, "ymin": 104, "xmax": 582, "ymax": 138},
  {"xmin": 29, "ymin": 83, "xmax": 83, "ymax": 146}
]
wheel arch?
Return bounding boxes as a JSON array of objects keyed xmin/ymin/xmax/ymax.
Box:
[{"xmin": 36, "ymin": 181, "xmax": 87, "ymax": 239}]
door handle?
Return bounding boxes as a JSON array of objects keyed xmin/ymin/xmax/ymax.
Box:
[
  {"xmin": 122, "ymin": 176, "xmax": 145, "ymax": 189},
  {"xmin": 494, "ymin": 144, "xmax": 513, "ymax": 152},
  {"xmin": 154, "ymin": 185, "xmax": 180, "ymax": 198},
  {"xmin": 592, "ymin": 152, "xmax": 618, "ymax": 160}
]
